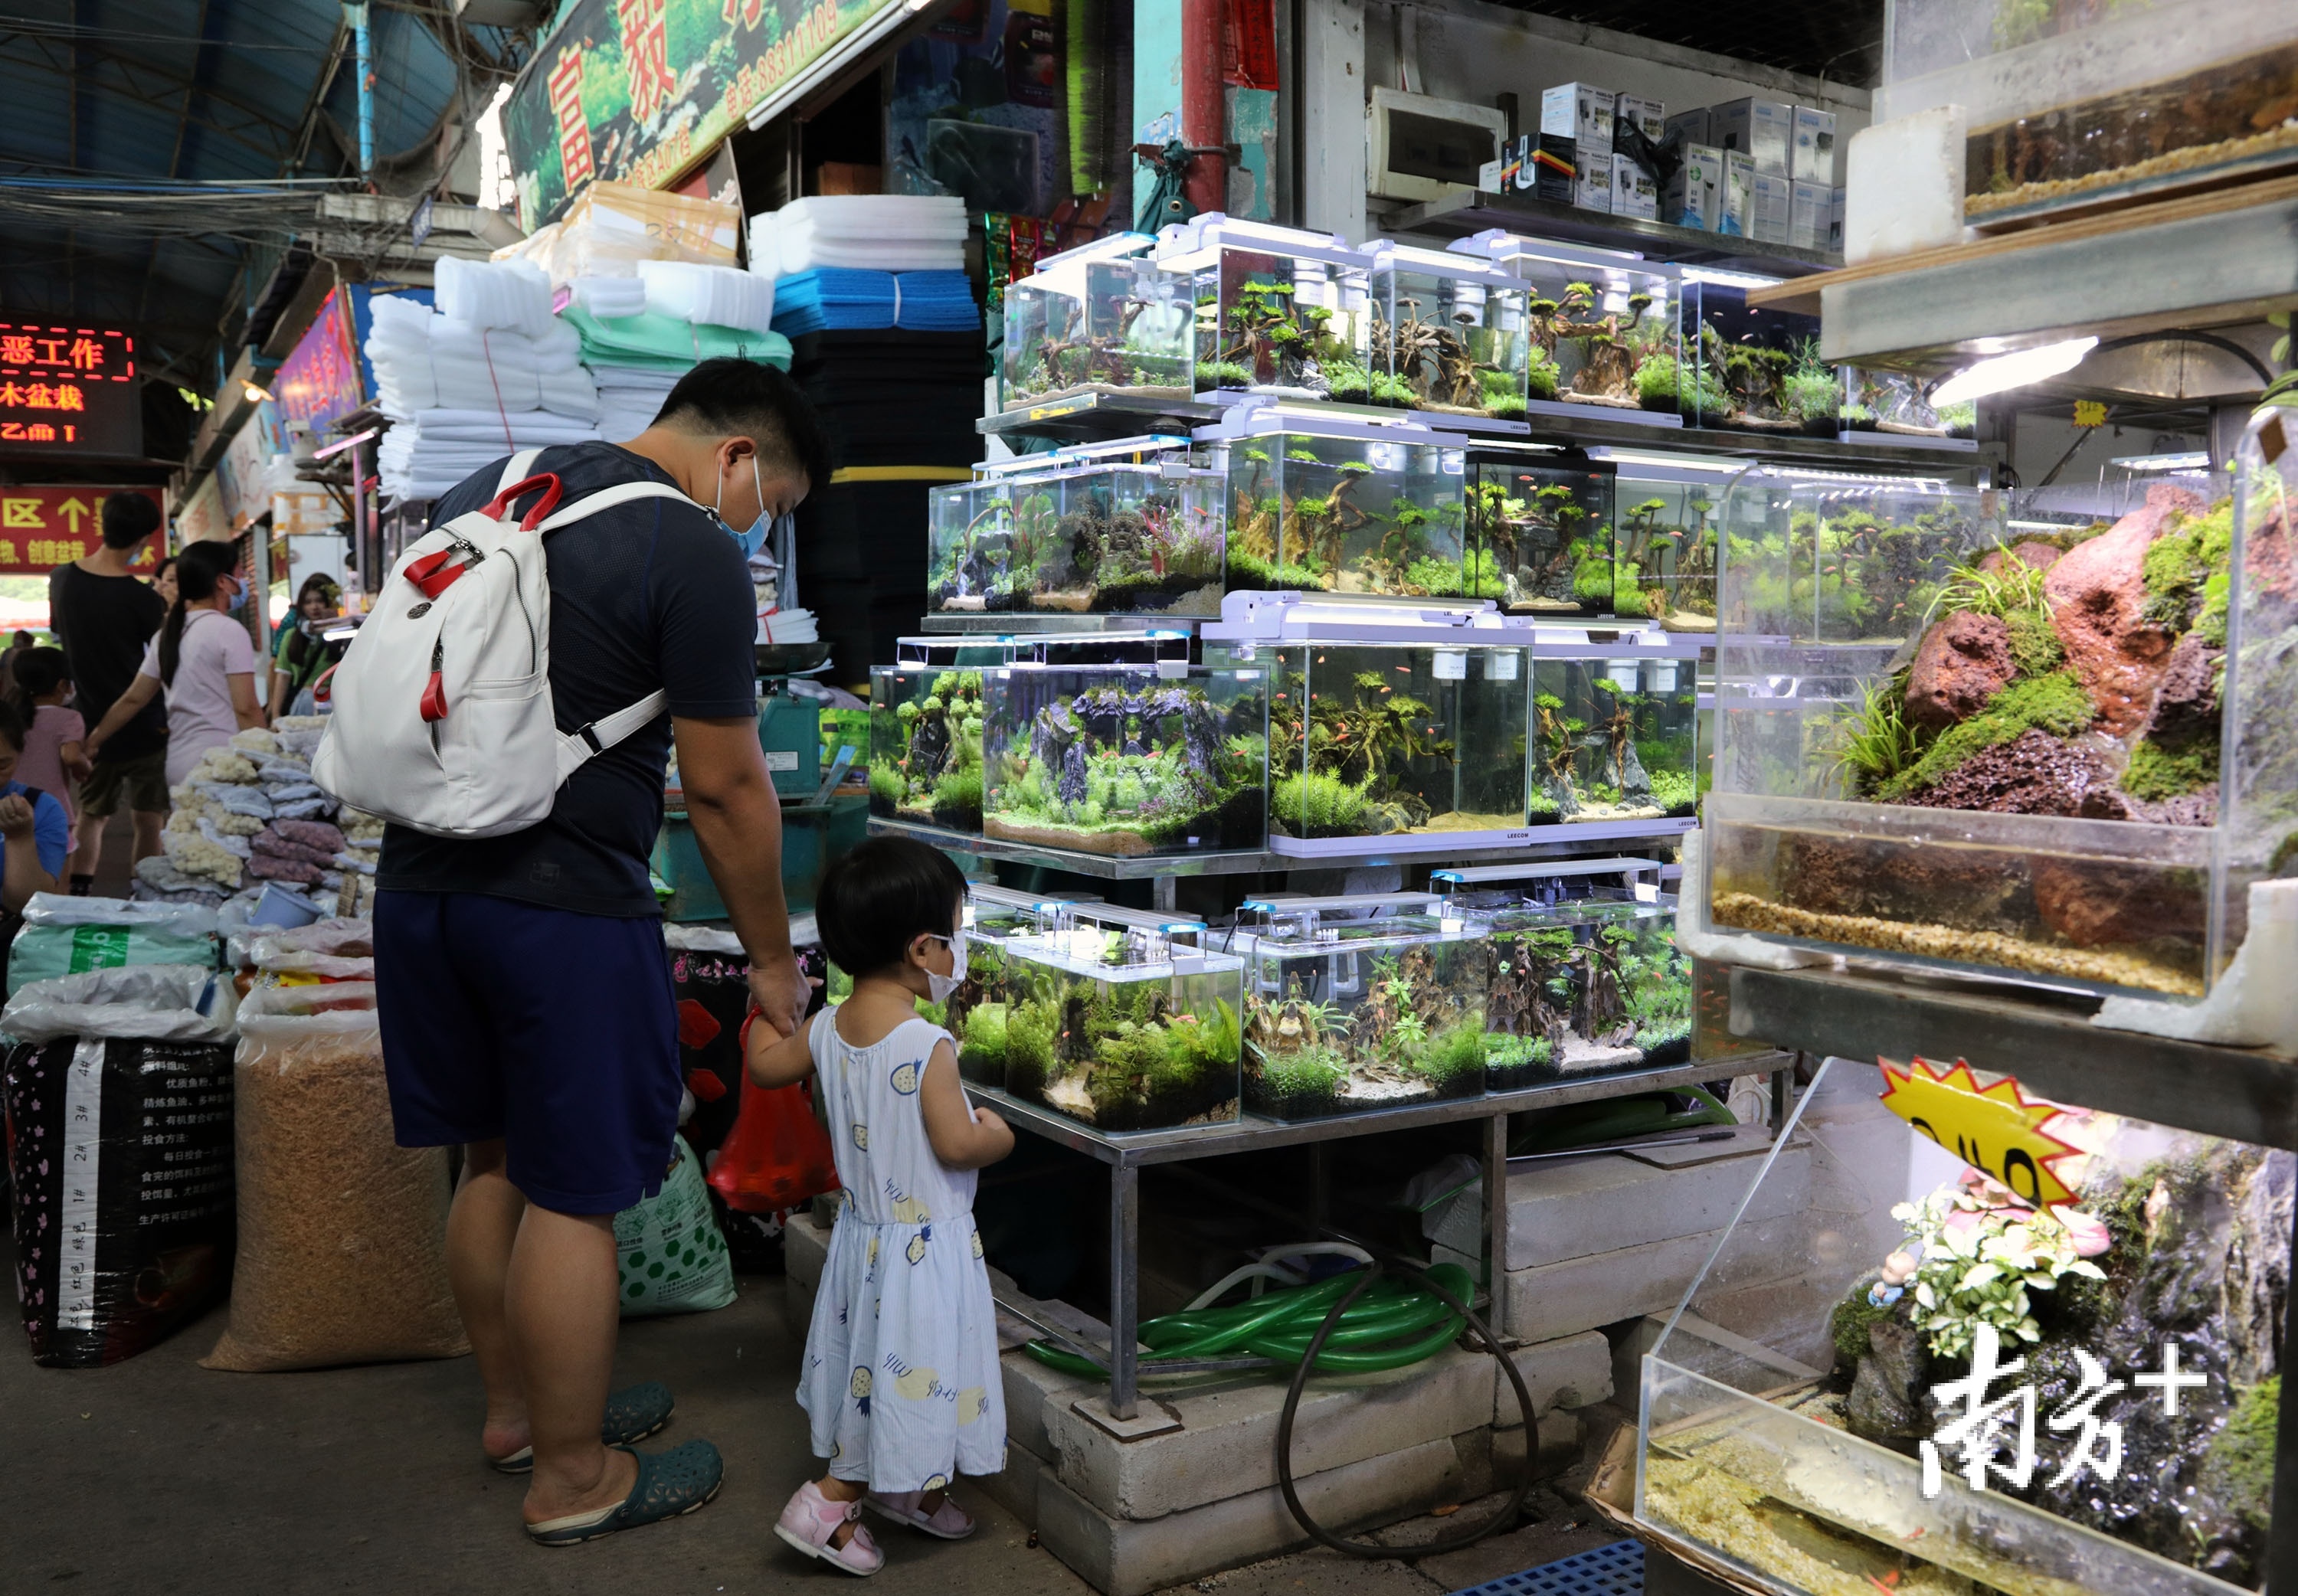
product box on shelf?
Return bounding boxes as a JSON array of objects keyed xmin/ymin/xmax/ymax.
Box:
[
  {"xmin": 1541, "ymin": 83, "xmax": 1615, "ymax": 154},
  {"xmin": 1639, "ymin": 1055, "xmax": 2290, "ymax": 1596},
  {"xmin": 998, "ymin": 233, "xmax": 1190, "ymax": 413},
  {"xmin": 1466, "ymin": 444, "xmax": 1616, "ymax": 616},
  {"xmin": 1663, "ymin": 146, "xmax": 1725, "ymax": 230},
  {"xmin": 1679, "ymin": 269, "xmax": 1838, "ymax": 434},
  {"xmin": 1452, "ymin": 232, "xmax": 1682, "ymax": 427},
  {"xmin": 1789, "ymin": 179, "xmax": 1831, "ymax": 250},
  {"xmin": 1612, "ymin": 155, "xmax": 1659, "ymax": 221},
  {"xmin": 1720, "ymin": 152, "xmax": 1756, "ymax": 236},
  {"xmin": 1711, "ymin": 97, "xmax": 1792, "ymax": 176},
  {"xmin": 973, "ymin": 902, "xmax": 1246, "ymax": 1133},
  {"xmin": 1574, "ymin": 152, "xmax": 1615, "ymax": 213},
  {"xmin": 1200, "ymin": 409, "xmax": 1469, "ymax": 596},
  {"xmin": 1664, "ymin": 107, "xmax": 1711, "ymax": 149},
  {"xmin": 1154, "ymin": 214, "xmax": 1374, "ymax": 404},
  {"xmin": 928, "ymin": 439, "xmax": 1226, "ymax": 620},
  {"xmin": 1235, "ymin": 895, "xmax": 1490, "ymax": 1120},
  {"xmin": 1704, "ymin": 434, "xmax": 2296, "ymax": 1006},
  {"xmin": 1364, "ymin": 242, "xmax": 1534, "ymax": 424},
  {"xmin": 980, "ymin": 660, "xmax": 1268, "ymax": 859},
  {"xmin": 868, "ymin": 630, "xmax": 1191, "ymax": 839},
  {"xmin": 1433, "ymin": 861, "xmax": 1690, "ymax": 1091},
  {"xmin": 1877, "ymin": 0, "xmax": 2298, "ymax": 227},
  {"xmin": 1789, "ymin": 105, "xmax": 1838, "ymax": 185},
  {"xmin": 1613, "ymin": 94, "xmax": 1666, "ymax": 146},
  {"xmin": 1748, "ymin": 173, "xmax": 1794, "ymax": 245}
]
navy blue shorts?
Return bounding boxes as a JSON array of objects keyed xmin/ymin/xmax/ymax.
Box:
[{"xmin": 375, "ymin": 891, "xmax": 682, "ymax": 1215}]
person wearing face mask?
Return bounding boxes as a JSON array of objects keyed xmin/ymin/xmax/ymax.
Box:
[
  {"xmin": 85, "ymin": 539, "xmax": 263, "ymax": 786},
  {"xmin": 267, "ymin": 572, "xmax": 345, "ymax": 722},
  {"xmin": 368, "ymin": 356, "xmax": 831, "ymax": 1547}
]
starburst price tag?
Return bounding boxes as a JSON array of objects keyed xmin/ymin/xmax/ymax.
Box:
[{"xmin": 1879, "ymin": 1057, "xmax": 2078, "ymax": 1208}]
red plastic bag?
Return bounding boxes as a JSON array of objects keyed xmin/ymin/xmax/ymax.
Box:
[{"xmin": 708, "ymin": 1012, "xmax": 840, "ymax": 1213}]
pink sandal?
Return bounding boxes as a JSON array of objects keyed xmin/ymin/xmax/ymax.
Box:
[
  {"xmin": 865, "ymin": 1489, "xmax": 975, "ymax": 1540},
  {"xmin": 774, "ymin": 1480, "xmax": 884, "ymax": 1576}
]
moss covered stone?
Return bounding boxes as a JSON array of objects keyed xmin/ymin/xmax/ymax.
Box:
[
  {"xmin": 2122, "ymin": 733, "xmax": 2220, "ymax": 800},
  {"xmin": 2205, "ymin": 1375, "xmax": 2279, "ymax": 1532},
  {"xmin": 1881, "ymin": 670, "xmax": 2096, "ymax": 800},
  {"xmin": 1830, "ymin": 1290, "xmax": 1898, "ymax": 1368}
]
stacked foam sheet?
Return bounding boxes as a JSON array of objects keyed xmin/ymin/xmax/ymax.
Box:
[
  {"xmin": 770, "ymin": 270, "xmax": 980, "ymax": 336},
  {"xmin": 568, "ymin": 283, "xmax": 794, "ymax": 445},
  {"xmin": 367, "ymin": 270, "xmax": 602, "ymax": 500},
  {"xmin": 747, "ymin": 196, "xmax": 967, "ymax": 276}
]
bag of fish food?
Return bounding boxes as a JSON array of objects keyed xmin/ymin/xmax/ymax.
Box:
[{"xmin": 7, "ymin": 893, "xmax": 219, "ymax": 997}]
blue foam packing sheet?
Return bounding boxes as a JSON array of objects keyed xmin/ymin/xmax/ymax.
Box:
[{"xmin": 771, "ymin": 269, "xmax": 980, "ymax": 335}]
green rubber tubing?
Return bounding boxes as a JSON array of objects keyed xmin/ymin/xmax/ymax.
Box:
[{"xmin": 1023, "ymin": 1262, "xmax": 1476, "ymax": 1379}]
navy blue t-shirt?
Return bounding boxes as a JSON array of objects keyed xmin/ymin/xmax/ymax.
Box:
[{"xmin": 378, "ymin": 442, "xmax": 757, "ymax": 917}]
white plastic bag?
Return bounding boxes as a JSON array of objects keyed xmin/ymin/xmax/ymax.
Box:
[{"xmin": 2, "ymin": 963, "xmax": 236, "ymax": 1043}]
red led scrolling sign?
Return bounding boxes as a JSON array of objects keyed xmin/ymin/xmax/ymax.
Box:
[{"xmin": 0, "ymin": 325, "xmax": 139, "ymax": 454}]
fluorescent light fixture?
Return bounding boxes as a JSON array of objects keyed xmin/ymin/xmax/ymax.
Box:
[
  {"xmin": 1593, "ymin": 450, "xmax": 1742, "ymax": 473},
  {"xmin": 1681, "ymin": 266, "xmax": 1783, "ymax": 291},
  {"xmin": 2110, "ymin": 451, "xmax": 2211, "ymax": 472},
  {"xmin": 1930, "ymin": 336, "xmax": 2098, "ymax": 407},
  {"xmin": 2008, "ymin": 518, "xmax": 2085, "ymax": 530}
]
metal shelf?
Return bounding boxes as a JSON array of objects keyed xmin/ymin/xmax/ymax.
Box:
[
  {"xmin": 1724, "ymin": 964, "xmax": 2298, "ymax": 1152},
  {"xmin": 977, "ymin": 390, "xmax": 1219, "ymax": 443},
  {"xmin": 1378, "ymin": 189, "xmax": 1844, "ymax": 277}
]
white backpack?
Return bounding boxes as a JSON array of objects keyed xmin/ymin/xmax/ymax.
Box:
[{"xmin": 312, "ymin": 450, "xmax": 697, "ymax": 839}]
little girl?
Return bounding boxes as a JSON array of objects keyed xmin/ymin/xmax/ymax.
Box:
[
  {"xmin": 747, "ymin": 836, "xmax": 1015, "ymax": 1576},
  {"xmin": 9, "ymin": 648, "xmax": 88, "ymax": 863}
]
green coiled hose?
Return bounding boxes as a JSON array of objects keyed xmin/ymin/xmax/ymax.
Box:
[{"xmin": 1022, "ymin": 1261, "xmax": 1476, "ymax": 1378}]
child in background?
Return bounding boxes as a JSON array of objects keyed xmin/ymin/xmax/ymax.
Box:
[
  {"xmin": 10, "ymin": 647, "xmax": 90, "ymax": 868},
  {"xmin": 747, "ymin": 836, "xmax": 1014, "ymax": 1576}
]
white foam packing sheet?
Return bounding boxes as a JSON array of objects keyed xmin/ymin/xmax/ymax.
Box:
[
  {"xmin": 637, "ymin": 260, "xmax": 776, "ymax": 335},
  {"xmin": 747, "ymin": 196, "xmax": 970, "ymax": 278},
  {"xmin": 434, "ymin": 256, "xmax": 556, "ymax": 338}
]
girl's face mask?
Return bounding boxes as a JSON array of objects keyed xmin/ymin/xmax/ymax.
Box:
[{"xmin": 923, "ymin": 927, "xmax": 969, "ymax": 1005}]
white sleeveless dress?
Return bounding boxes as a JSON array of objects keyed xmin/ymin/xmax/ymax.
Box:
[{"xmin": 797, "ymin": 1009, "xmax": 1007, "ymax": 1490}]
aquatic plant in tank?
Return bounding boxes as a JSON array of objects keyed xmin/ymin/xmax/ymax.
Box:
[
  {"xmin": 1529, "ymin": 660, "xmax": 1701, "ymax": 823},
  {"xmin": 868, "ymin": 668, "xmax": 987, "ymax": 832},
  {"xmin": 1241, "ymin": 929, "xmax": 1489, "ymax": 1119},
  {"xmin": 1467, "ymin": 456, "xmax": 1612, "ymax": 615},
  {"xmin": 1481, "ymin": 899, "xmax": 1691, "ymax": 1090},
  {"xmin": 1218, "ymin": 428, "xmax": 1468, "ymax": 598}
]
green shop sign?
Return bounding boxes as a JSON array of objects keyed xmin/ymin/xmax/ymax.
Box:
[{"xmin": 506, "ymin": 0, "xmax": 905, "ymax": 227}]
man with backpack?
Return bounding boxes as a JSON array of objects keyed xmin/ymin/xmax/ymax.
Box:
[{"xmin": 355, "ymin": 358, "xmax": 830, "ymax": 1545}]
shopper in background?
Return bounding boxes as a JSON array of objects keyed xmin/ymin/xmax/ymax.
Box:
[
  {"xmin": 10, "ymin": 647, "xmax": 90, "ymax": 874},
  {"xmin": 150, "ymin": 554, "xmax": 178, "ymax": 608},
  {"xmin": 0, "ymin": 699, "xmax": 72, "ymax": 983},
  {"xmin": 269, "ymin": 572, "xmax": 344, "ymax": 721},
  {"xmin": 372, "ymin": 357, "xmax": 830, "ymax": 1546},
  {"xmin": 84, "ymin": 541, "xmax": 262, "ymax": 785},
  {"xmin": 48, "ymin": 492, "xmax": 169, "ymax": 891}
]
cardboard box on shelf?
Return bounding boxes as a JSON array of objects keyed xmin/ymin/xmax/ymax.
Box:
[
  {"xmin": 1789, "ymin": 179, "xmax": 1830, "ymax": 250},
  {"xmin": 1828, "ymin": 186, "xmax": 1846, "ymax": 252},
  {"xmin": 1527, "ymin": 134, "xmax": 1579, "ymax": 204},
  {"xmin": 1749, "ymin": 172, "xmax": 1793, "ymax": 244},
  {"xmin": 1719, "ymin": 150, "xmax": 1756, "ymax": 237},
  {"xmin": 1613, "ymin": 94, "xmax": 1665, "ymax": 147},
  {"xmin": 1612, "ymin": 153, "xmax": 1658, "ymax": 221},
  {"xmin": 1791, "ymin": 106, "xmax": 1838, "ymax": 187},
  {"xmin": 1664, "ymin": 107, "xmax": 1710, "ymax": 149},
  {"xmin": 1575, "ymin": 150, "xmax": 1615, "ymax": 212},
  {"xmin": 1711, "ymin": 97, "xmax": 1792, "ymax": 178},
  {"xmin": 1541, "ymin": 83, "xmax": 1615, "ymax": 155},
  {"xmin": 1663, "ymin": 144, "xmax": 1725, "ymax": 230}
]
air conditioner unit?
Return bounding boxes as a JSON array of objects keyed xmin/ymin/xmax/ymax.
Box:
[{"xmin": 1366, "ymin": 87, "xmax": 1508, "ymax": 203}]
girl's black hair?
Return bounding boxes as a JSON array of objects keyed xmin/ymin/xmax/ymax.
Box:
[
  {"xmin": 158, "ymin": 541, "xmax": 240, "ymax": 688},
  {"xmin": 9, "ymin": 645, "xmax": 67, "ymax": 721},
  {"xmin": 0, "ymin": 698, "xmax": 30, "ymax": 756},
  {"xmin": 282, "ymin": 571, "xmax": 342, "ymax": 673},
  {"xmin": 815, "ymin": 836, "xmax": 967, "ymax": 980}
]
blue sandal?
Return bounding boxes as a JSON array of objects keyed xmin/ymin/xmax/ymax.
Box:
[
  {"xmin": 525, "ymin": 1441, "xmax": 724, "ymax": 1546},
  {"xmin": 490, "ymin": 1382, "xmax": 676, "ymax": 1473}
]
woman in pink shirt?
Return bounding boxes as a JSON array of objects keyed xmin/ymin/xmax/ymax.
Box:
[
  {"xmin": 85, "ymin": 542, "xmax": 264, "ymax": 783},
  {"xmin": 9, "ymin": 646, "xmax": 89, "ymax": 855}
]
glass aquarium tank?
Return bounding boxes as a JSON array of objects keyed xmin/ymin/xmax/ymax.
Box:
[
  {"xmin": 1453, "ymin": 232, "xmax": 1682, "ymax": 424},
  {"xmin": 1435, "ymin": 861, "xmax": 1691, "ymax": 1091},
  {"xmin": 1681, "ymin": 270, "xmax": 1839, "ymax": 436},
  {"xmin": 1202, "ymin": 592, "xmax": 1536, "ymax": 855},
  {"xmin": 1705, "ymin": 435, "xmax": 2298, "ymax": 1002},
  {"xmin": 1151, "ymin": 215, "xmax": 1374, "ymax": 404},
  {"xmin": 1467, "ymin": 446, "xmax": 1615, "ymax": 615},
  {"xmin": 1842, "ymin": 366, "xmax": 1975, "ymax": 442},
  {"xmin": 946, "ymin": 884, "xmax": 1075, "ymax": 1090},
  {"xmin": 1639, "ymin": 1055, "xmax": 2289, "ymax": 1596},
  {"xmin": 1880, "ymin": 0, "xmax": 2298, "ymax": 229},
  {"xmin": 1235, "ymin": 899, "xmax": 1491, "ymax": 1120},
  {"xmin": 1204, "ymin": 412, "xmax": 1468, "ymax": 596},
  {"xmin": 869, "ymin": 632, "xmax": 1192, "ymax": 837},
  {"xmin": 1609, "ymin": 453, "xmax": 1739, "ymax": 631},
  {"xmin": 999, "ymin": 233, "xmax": 1192, "ymax": 411},
  {"xmin": 971, "ymin": 904, "xmax": 1246, "ymax": 1133},
  {"xmin": 1363, "ymin": 242, "xmax": 1532, "ymax": 424},
  {"xmin": 980, "ymin": 662, "xmax": 1268, "ymax": 858},
  {"xmin": 928, "ymin": 440, "xmax": 1226, "ymax": 620},
  {"xmin": 1530, "ymin": 651, "xmax": 1704, "ymax": 827}
]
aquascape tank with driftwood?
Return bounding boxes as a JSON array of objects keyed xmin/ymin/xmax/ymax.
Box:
[
  {"xmin": 1530, "ymin": 650, "xmax": 1703, "ymax": 826},
  {"xmin": 1611, "ymin": 460, "xmax": 1728, "ymax": 631},
  {"xmin": 1880, "ymin": 0, "xmax": 2298, "ymax": 229},
  {"xmin": 1153, "ymin": 215, "xmax": 1375, "ymax": 403},
  {"xmin": 973, "ymin": 908, "xmax": 1246, "ymax": 1133},
  {"xmin": 1436, "ymin": 864, "xmax": 1691, "ymax": 1091},
  {"xmin": 927, "ymin": 442, "xmax": 1226, "ymax": 619},
  {"xmin": 1206, "ymin": 414, "xmax": 1470, "ymax": 596},
  {"xmin": 980, "ymin": 662, "xmax": 1268, "ymax": 858},
  {"xmin": 1679, "ymin": 271, "xmax": 1841, "ymax": 436},
  {"xmin": 1704, "ymin": 430, "xmax": 2298, "ymax": 1003},
  {"xmin": 1235, "ymin": 901, "xmax": 1490, "ymax": 1120},
  {"xmin": 1639, "ymin": 1055, "xmax": 2290, "ymax": 1596},
  {"xmin": 1202, "ymin": 592, "xmax": 1535, "ymax": 855},
  {"xmin": 869, "ymin": 632, "xmax": 1193, "ymax": 838},
  {"xmin": 1452, "ymin": 233, "xmax": 1683, "ymax": 424},
  {"xmin": 998, "ymin": 234, "xmax": 1192, "ymax": 410},
  {"xmin": 943, "ymin": 885, "xmax": 1072, "ymax": 1090},
  {"xmin": 1467, "ymin": 448, "xmax": 1615, "ymax": 616},
  {"xmin": 1843, "ymin": 367, "xmax": 1977, "ymax": 442},
  {"xmin": 1363, "ymin": 242, "xmax": 1532, "ymax": 423}
]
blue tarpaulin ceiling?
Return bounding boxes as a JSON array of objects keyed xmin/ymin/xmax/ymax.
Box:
[{"xmin": 0, "ymin": 2, "xmax": 521, "ymax": 389}]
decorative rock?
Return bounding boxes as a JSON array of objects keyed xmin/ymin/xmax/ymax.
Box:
[
  {"xmin": 1979, "ymin": 539, "xmax": 2067, "ymax": 576},
  {"xmin": 1845, "ymin": 1317, "xmax": 1924, "ymax": 1442},
  {"xmin": 2044, "ymin": 483, "xmax": 2204, "ymax": 736},
  {"xmin": 2142, "ymin": 633, "xmax": 2224, "ymax": 748},
  {"xmin": 2032, "ymin": 854, "xmax": 2208, "ymax": 948},
  {"xmin": 1900, "ymin": 728, "xmax": 2117, "ymax": 816},
  {"xmin": 1905, "ymin": 611, "xmax": 2017, "ymax": 728}
]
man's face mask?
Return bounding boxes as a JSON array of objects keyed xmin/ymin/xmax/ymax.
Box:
[{"xmin": 713, "ymin": 453, "xmax": 771, "ymax": 560}]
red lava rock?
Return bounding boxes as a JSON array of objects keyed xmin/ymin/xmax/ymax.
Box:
[
  {"xmin": 1905, "ymin": 611, "xmax": 2017, "ymax": 728},
  {"xmin": 2033, "ymin": 855, "xmax": 2208, "ymax": 948},
  {"xmin": 1979, "ymin": 540, "xmax": 2067, "ymax": 575},
  {"xmin": 2247, "ymin": 499, "xmax": 2297, "ymax": 607},
  {"xmin": 2141, "ymin": 633, "xmax": 2223, "ymax": 747},
  {"xmin": 2043, "ymin": 482, "xmax": 2204, "ymax": 737},
  {"xmin": 1899, "ymin": 728, "xmax": 2113, "ymax": 816}
]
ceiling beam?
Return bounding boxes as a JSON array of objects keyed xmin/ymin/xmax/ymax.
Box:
[
  {"xmin": 0, "ymin": 30, "xmax": 307, "ymax": 155},
  {"xmin": 0, "ymin": 46, "xmax": 288, "ymax": 167}
]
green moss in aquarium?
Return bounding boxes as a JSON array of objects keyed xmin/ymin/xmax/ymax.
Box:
[
  {"xmin": 2205, "ymin": 1375, "xmax": 2279, "ymax": 1532},
  {"xmin": 1273, "ymin": 770, "xmax": 1370, "ymax": 835},
  {"xmin": 1878, "ymin": 670, "xmax": 2095, "ymax": 800},
  {"xmin": 1571, "ymin": 551, "xmax": 1612, "ymax": 604},
  {"xmin": 1257, "ymin": 1043, "xmax": 1345, "ymax": 1112},
  {"xmin": 1003, "ymin": 999, "xmax": 1056, "ymax": 1098},
  {"xmin": 990, "ymin": 682, "xmax": 1264, "ymax": 855},
  {"xmin": 1487, "ymin": 1032, "xmax": 1553, "ymax": 1073},
  {"xmin": 1645, "ymin": 768, "xmax": 1697, "ymax": 814},
  {"xmin": 2122, "ymin": 731, "xmax": 2219, "ymax": 800},
  {"xmin": 1413, "ymin": 1021, "xmax": 1487, "ymax": 1087},
  {"xmin": 1829, "ymin": 1290, "xmax": 1900, "ymax": 1369},
  {"xmin": 960, "ymin": 1002, "xmax": 1008, "ymax": 1072},
  {"xmin": 868, "ymin": 759, "xmax": 905, "ymax": 808}
]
